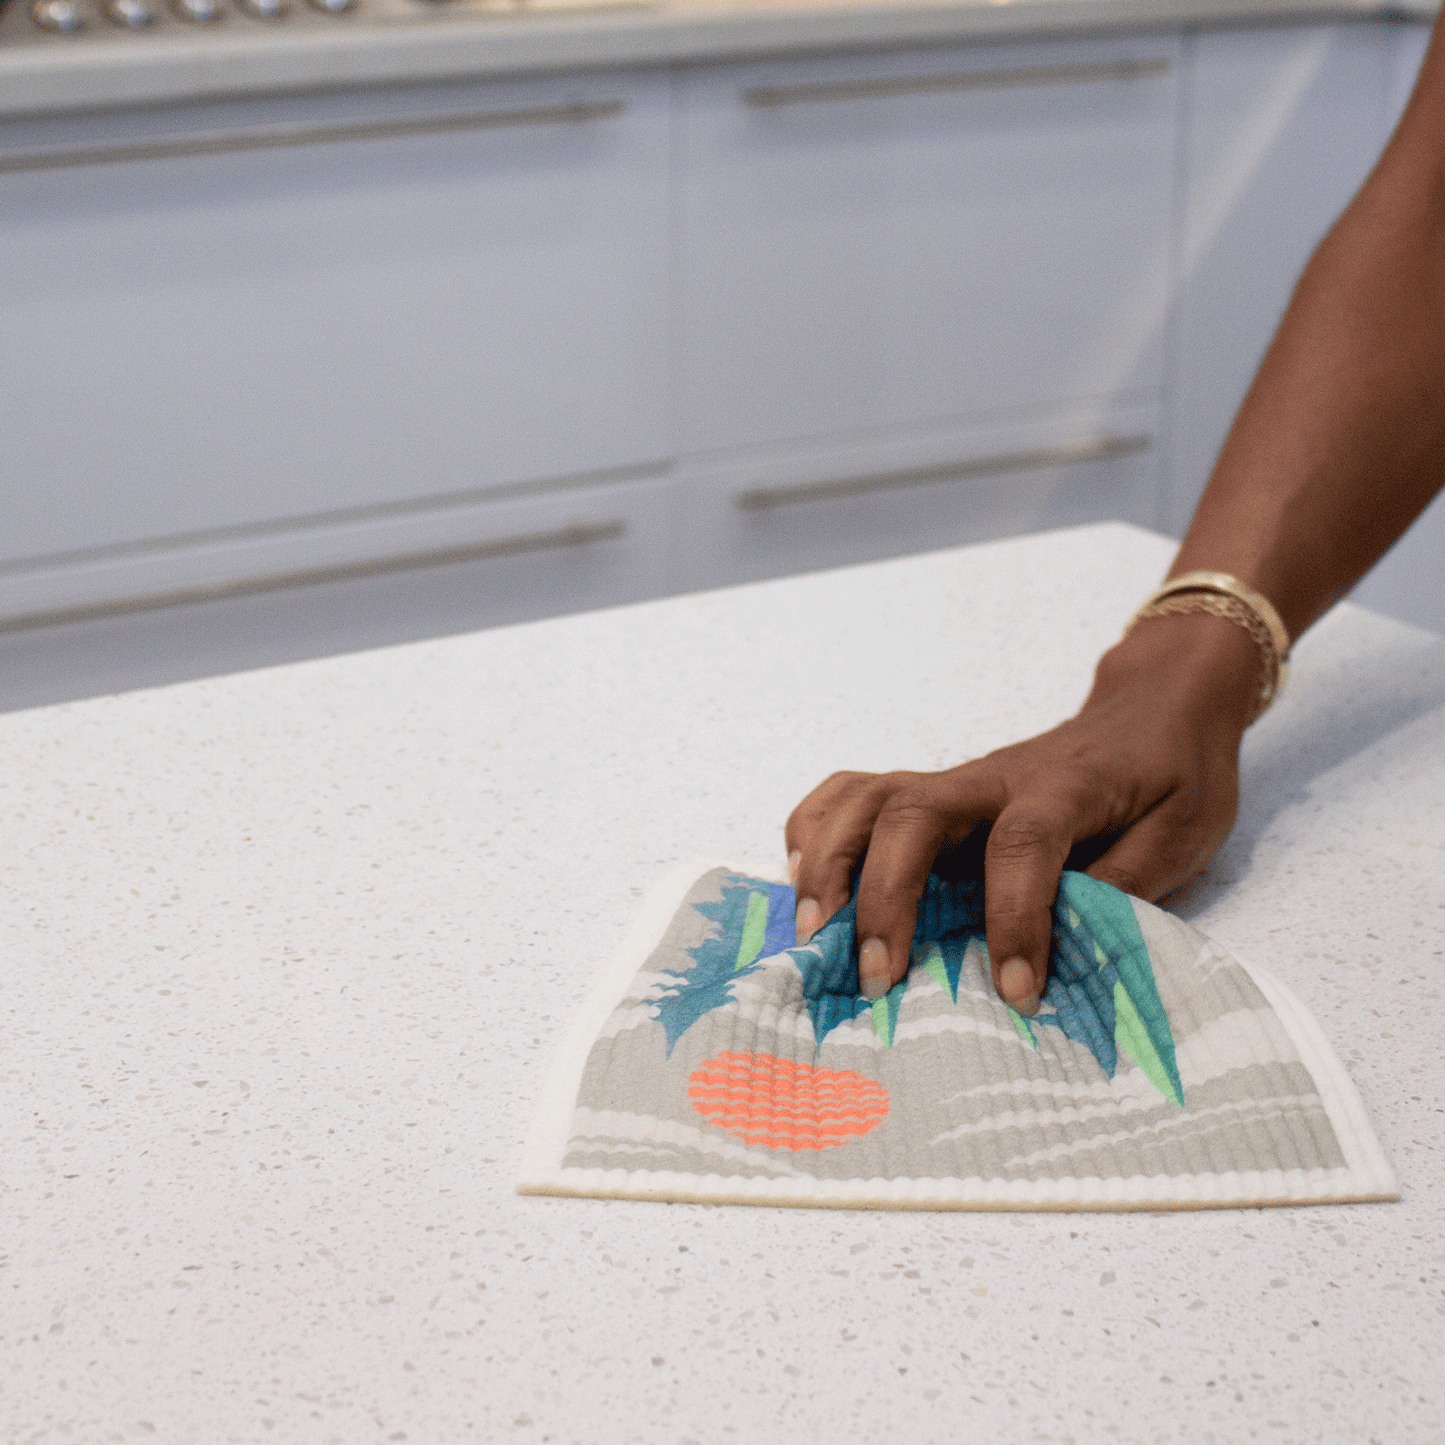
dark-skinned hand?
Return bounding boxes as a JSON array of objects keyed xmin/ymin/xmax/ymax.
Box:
[{"xmin": 784, "ymin": 611, "xmax": 1260, "ymax": 1014}]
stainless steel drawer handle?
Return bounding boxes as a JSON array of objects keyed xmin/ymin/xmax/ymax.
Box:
[
  {"xmin": 733, "ymin": 435, "xmax": 1150, "ymax": 512},
  {"xmin": 744, "ymin": 59, "xmax": 1169, "ymax": 109},
  {"xmin": 0, "ymin": 519, "xmax": 627, "ymax": 634},
  {"xmin": 0, "ymin": 99, "xmax": 626, "ymax": 176}
]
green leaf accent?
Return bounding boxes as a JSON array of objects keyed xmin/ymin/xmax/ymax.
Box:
[
  {"xmin": 1043, "ymin": 873, "xmax": 1185, "ymax": 1105},
  {"xmin": 919, "ymin": 942, "xmax": 951, "ymax": 1000},
  {"xmin": 869, "ymin": 982, "xmax": 907, "ymax": 1047},
  {"xmin": 870, "ymin": 995, "xmax": 892, "ymax": 1046},
  {"xmin": 1068, "ymin": 908, "xmax": 1081, "ymax": 930},
  {"xmin": 1113, "ymin": 979, "xmax": 1183, "ymax": 1108},
  {"xmin": 735, "ymin": 890, "xmax": 771, "ymax": 971},
  {"xmin": 1009, "ymin": 1007, "xmax": 1038, "ymax": 1049},
  {"xmin": 655, "ymin": 878, "xmax": 796, "ymax": 1055}
]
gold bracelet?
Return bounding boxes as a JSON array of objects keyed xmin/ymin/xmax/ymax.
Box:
[{"xmin": 1122, "ymin": 570, "xmax": 1291, "ymax": 724}]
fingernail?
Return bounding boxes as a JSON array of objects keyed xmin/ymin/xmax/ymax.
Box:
[
  {"xmin": 858, "ymin": 938, "xmax": 891, "ymax": 1000},
  {"xmin": 787, "ymin": 850, "xmax": 801, "ymax": 885},
  {"xmin": 999, "ymin": 957, "xmax": 1039, "ymax": 1016},
  {"xmin": 795, "ymin": 897, "xmax": 822, "ymax": 944}
]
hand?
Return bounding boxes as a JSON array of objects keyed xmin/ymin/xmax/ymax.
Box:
[{"xmin": 784, "ymin": 611, "xmax": 1261, "ymax": 1014}]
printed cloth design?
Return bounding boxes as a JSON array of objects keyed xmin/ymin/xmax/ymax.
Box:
[
  {"xmin": 520, "ymin": 865, "xmax": 1398, "ymax": 1211},
  {"xmin": 687, "ymin": 1052, "xmax": 890, "ymax": 1150}
]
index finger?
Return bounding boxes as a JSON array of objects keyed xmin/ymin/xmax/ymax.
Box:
[{"xmin": 852, "ymin": 770, "xmax": 999, "ymax": 999}]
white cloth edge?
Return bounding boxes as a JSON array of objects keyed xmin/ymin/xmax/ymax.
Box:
[
  {"xmin": 1238, "ymin": 957, "xmax": 1400, "ymax": 1201},
  {"xmin": 517, "ymin": 863, "xmax": 1399, "ymax": 1210},
  {"xmin": 525, "ymin": 1162, "xmax": 1396, "ymax": 1211},
  {"xmin": 518, "ymin": 857, "xmax": 732, "ymax": 1188}
]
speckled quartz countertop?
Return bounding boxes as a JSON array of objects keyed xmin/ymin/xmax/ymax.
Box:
[
  {"xmin": 0, "ymin": 0, "xmax": 1435, "ymax": 120},
  {"xmin": 3, "ymin": 522, "xmax": 1442, "ymax": 1444}
]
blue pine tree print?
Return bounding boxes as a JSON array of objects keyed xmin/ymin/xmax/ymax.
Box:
[
  {"xmin": 649, "ymin": 868, "xmax": 1184, "ymax": 1107},
  {"xmin": 653, "ymin": 877, "xmax": 797, "ymax": 1056},
  {"xmin": 1034, "ymin": 872, "xmax": 1184, "ymax": 1106}
]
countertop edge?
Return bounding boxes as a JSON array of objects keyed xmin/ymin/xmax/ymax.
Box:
[{"xmin": 0, "ymin": 0, "xmax": 1436, "ymax": 122}]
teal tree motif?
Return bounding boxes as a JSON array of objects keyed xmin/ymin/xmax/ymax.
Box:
[
  {"xmin": 1032, "ymin": 872, "xmax": 1184, "ymax": 1107},
  {"xmin": 652, "ymin": 877, "xmax": 796, "ymax": 1056},
  {"xmin": 650, "ymin": 870, "xmax": 1184, "ymax": 1108}
]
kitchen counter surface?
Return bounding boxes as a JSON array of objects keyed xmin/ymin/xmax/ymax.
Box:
[
  {"xmin": 0, "ymin": 0, "xmax": 1435, "ymax": 121},
  {"xmin": 3, "ymin": 521, "xmax": 1442, "ymax": 1444}
]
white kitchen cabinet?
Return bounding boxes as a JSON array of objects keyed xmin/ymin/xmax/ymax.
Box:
[
  {"xmin": 0, "ymin": 71, "xmax": 671, "ymax": 618},
  {"xmin": 676, "ymin": 397, "xmax": 1159, "ymax": 588},
  {"xmin": 1165, "ymin": 20, "xmax": 1444, "ymax": 633},
  {"xmin": 2, "ymin": 468, "xmax": 680, "ymax": 633},
  {"xmin": 1163, "ymin": 23, "xmax": 1420, "ymax": 536},
  {"xmin": 675, "ymin": 36, "xmax": 1181, "ymax": 456},
  {"xmin": 4, "ymin": 20, "xmax": 1437, "ymax": 644}
]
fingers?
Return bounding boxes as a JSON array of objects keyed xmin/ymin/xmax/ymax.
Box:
[
  {"xmin": 982, "ymin": 803, "xmax": 1077, "ymax": 1016},
  {"xmin": 786, "ymin": 772, "xmax": 887, "ymax": 944},
  {"xmin": 852, "ymin": 774, "xmax": 996, "ymax": 1000},
  {"xmin": 787, "ymin": 758, "xmax": 1221, "ymax": 1017},
  {"xmin": 790, "ymin": 768, "xmax": 1079, "ymax": 1010}
]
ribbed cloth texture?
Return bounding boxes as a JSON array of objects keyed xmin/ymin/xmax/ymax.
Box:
[{"xmin": 520, "ymin": 868, "xmax": 1397, "ymax": 1211}]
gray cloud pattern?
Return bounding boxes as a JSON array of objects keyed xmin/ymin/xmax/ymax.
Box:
[{"xmin": 545, "ymin": 870, "xmax": 1389, "ymax": 1210}]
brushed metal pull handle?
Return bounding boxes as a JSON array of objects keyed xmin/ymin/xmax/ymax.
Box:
[
  {"xmin": 744, "ymin": 58, "xmax": 1169, "ymax": 109},
  {"xmin": 733, "ymin": 435, "xmax": 1150, "ymax": 512},
  {"xmin": 0, "ymin": 99, "xmax": 626, "ymax": 176},
  {"xmin": 0, "ymin": 520, "xmax": 627, "ymax": 634}
]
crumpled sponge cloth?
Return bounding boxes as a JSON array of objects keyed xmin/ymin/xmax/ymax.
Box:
[{"xmin": 520, "ymin": 864, "xmax": 1397, "ymax": 1211}]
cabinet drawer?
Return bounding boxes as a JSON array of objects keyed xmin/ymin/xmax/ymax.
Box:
[
  {"xmin": 676, "ymin": 404, "xmax": 1159, "ymax": 588},
  {"xmin": 0, "ymin": 72, "xmax": 670, "ymax": 567},
  {"xmin": 678, "ymin": 37, "xmax": 1180, "ymax": 454},
  {"xmin": 0, "ymin": 470, "xmax": 680, "ymax": 634}
]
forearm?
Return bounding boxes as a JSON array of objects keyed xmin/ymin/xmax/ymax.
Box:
[
  {"xmin": 1172, "ymin": 18, "xmax": 1445, "ymax": 641},
  {"xmin": 788, "ymin": 28, "xmax": 1445, "ymax": 995}
]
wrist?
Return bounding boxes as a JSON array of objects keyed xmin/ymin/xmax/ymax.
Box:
[
  {"xmin": 1089, "ymin": 611, "xmax": 1262, "ymax": 735},
  {"xmin": 1132, "ymin": 572, "xmax": 1290, "ymax": 721}
]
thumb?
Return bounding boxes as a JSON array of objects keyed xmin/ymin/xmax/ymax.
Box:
[{"xmin": 1085, "ymin": 792, "xmax": 1233, "ymax": 902}]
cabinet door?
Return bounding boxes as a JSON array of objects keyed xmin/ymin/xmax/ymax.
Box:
[
  {"xmin": 676, "ymin": 398, "xmax": 1158, "ymax": 589},
  {"xmin": 676, "ymin": 37, "xmax": 1180, "ymax": 455},
  {"xmin": 0, "ymin": 469, "xmax": 679, "ymax": 633},
  {"xmin": 1170, "ymin": 19, "xmax": 1444, "ymax": 633},
  {"xmin": 1165, "ymin": 24, "xmax": 1415, "ymax": 535},
  {"xmin": 0, "ymin": 73, "xmax": 669, "ymax": 575}
]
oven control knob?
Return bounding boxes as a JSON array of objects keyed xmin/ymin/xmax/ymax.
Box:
[
  {"xmin": 238, "ymin": 0, "xmax": 289, "ymax": 16},
  {"xmin": 171, "ymin": 0, "xmax": 222, "ymax": 20},
  {"xmin": 31, "ymin": 0, "xmax": 85, "ymax": 30},
  {"xmin": 307, "ymin": 0, "xmax": 356, "ymax": 14},
  {"xmin": 104, "ymin": 0, "xmax": 155, "ymax": 24}
]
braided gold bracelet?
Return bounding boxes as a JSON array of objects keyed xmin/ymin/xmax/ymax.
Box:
[{"xmin": 1121, "ymin": 570, "xmax": 1291, "ymax": 724}]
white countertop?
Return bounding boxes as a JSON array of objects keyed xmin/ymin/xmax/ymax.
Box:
[
  {"xmin": 3, "ymin": 521, "xmax": 1442, "ymax": 1444},
  {"xmin": 0, "ymin": 0, "xmax": 1435, "ymax": 121}
]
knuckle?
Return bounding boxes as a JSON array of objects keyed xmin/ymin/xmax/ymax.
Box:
[
  {"xmin": 987, "ymin": 811, "xmax": 1067, "ymax": 863},
  {"xmin": 873, "ymin": 785, "xmax": 941, "ymax": 832},
  {"xmin": 812, "ymin": 839, "xmax": 861, "ymax": 876},
  {"xmin": 856, "ymin": 878, "xmax": 925, "ymax": 933},
  {"xmin": 784, "ymin": 797, "xmax": 820, "ymax": 834},
  {"xmin": 1048, "ymin": 759, "xmax": 1144, "ymax": 831},
  {"xmin": 1067, "ymin": 760, "xmax": 1128, "ymax": 812},
  {"xmin": 783, "ymin": 813, "xmax": 812, "ymax": 855},
  {"xmin": 988, "ymin": 903, "xmax": 1052, "ymax": 940},
  {"xmin": 786, "ymin": 771, "xmax": 880, "ymax": 838}
]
